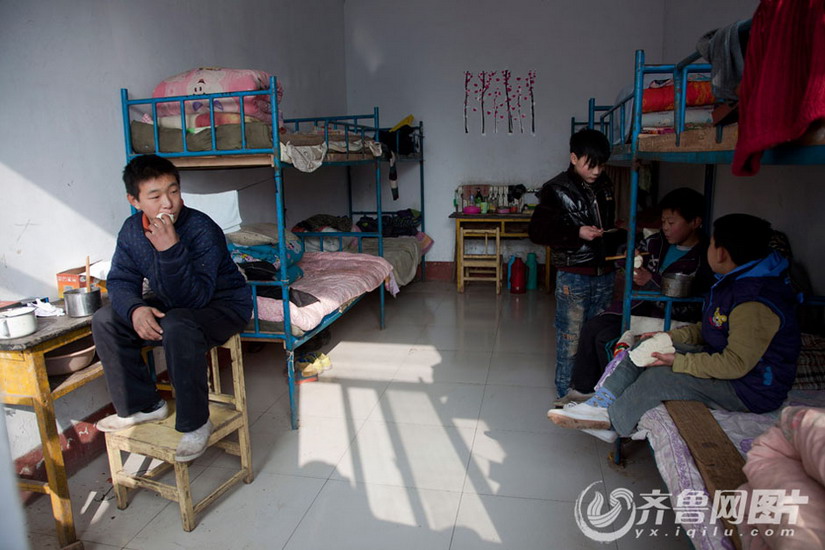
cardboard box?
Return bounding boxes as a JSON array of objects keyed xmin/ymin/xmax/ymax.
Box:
[{"xmin": 56, "ymin": 267, "xmax": 105, "ymax": 298}]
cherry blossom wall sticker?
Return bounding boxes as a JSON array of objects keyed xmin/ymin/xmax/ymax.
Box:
[{"xmin": 464, "ymin": 69, "xmax": 536, "ymax": 135}]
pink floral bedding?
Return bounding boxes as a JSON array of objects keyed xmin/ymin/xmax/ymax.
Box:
[
  {"xmin": 255, "ymin": 252, "xmax": 393, "ymax": 332},
  {"xmin": 152, "ymin": 67, "xmax": 283, "ymax": 123}
]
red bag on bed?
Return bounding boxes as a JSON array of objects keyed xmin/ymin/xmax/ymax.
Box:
[{"xmin": 642, "ymin": 81, "xmax": 715, "ymax": 113}]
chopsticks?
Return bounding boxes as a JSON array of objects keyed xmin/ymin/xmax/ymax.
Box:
[{"xmin": 605, "ymin": 252, "xmax": 650, "ymax": 261}]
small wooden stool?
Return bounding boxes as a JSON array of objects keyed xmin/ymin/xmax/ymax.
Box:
[
  {"xmin": 458, "ymin": 227, "xmax": 502, "ymax": 293},
  {"xmin": 103, "ymin": 333, "xmax": 253, "ymax": 531}
]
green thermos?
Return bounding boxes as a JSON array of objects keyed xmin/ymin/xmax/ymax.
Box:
[{"xmin": 526, "ymin": 252, "xmax": 538, "ymax": 290}]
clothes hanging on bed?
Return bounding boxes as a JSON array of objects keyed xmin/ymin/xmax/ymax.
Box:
[
  {"xmin": 695, "ymin": 19, "xmax": 750, "ymax": 103},
  {"xmin": 733, "ymin": 0, "xmax": 825, "ymax": 176}
]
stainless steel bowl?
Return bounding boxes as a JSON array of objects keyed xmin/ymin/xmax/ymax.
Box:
[
  {"xmin": 64, "ymin": 287, "xmax": 102, "ymax": 317},
  {"xmin": 661, "ymin": 273, "xmax": 694, "ymax": 298}
]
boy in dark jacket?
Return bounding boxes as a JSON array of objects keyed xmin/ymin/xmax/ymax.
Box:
[
  {"xmin": 529, "ymin": 129, "xmax": 617, "ymax": 401},
  {"xmin": 93, "ymin": 155, "xmax": 252, "ymax": 462},
  {"xmin": 564, "ymin": 187, "xmax": 714, "ymax": 401},
  {"xmin": 548, "ymin": 214, "xmax": 801, "ymax": 444}
]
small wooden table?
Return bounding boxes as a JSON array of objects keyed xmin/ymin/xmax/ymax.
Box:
[
  {"xmin": 0, "ymin": 308, "xmax": 105, "ymax": 550},
  {"xmin": 450, "ymin": 212, "xmax": 552, "ymax": 292}
]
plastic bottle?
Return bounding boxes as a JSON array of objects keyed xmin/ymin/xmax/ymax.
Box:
[
  {"xmin": 507, "ymin": 256, "xmax": 516, "ymax": 290},
  {"xmin": 510, "ymin": 257, "xmax": 526, "ymax": 294},
  {"xmin": 526, "ymin": 252, "xmax": 538, "ymax": 290}
]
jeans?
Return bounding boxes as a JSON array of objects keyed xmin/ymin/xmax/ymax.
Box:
[
  {"xmin": 603, "ymin": 343, "xmax": 749, "ymax": 436},
  {"xmin": 92, "ymin": 301, "xmax": 246, "ymax": 432},
  {"xmin": 554, "ymin": 270, "xmax": 614, "ymax": 398}
]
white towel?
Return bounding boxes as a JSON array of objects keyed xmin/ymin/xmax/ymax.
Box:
[{"xmin": 181, "ymin": 190, "xmax": 242, "ymax": 234}]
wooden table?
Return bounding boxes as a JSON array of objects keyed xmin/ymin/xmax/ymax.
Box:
[
  {"xmin": 0, "ymin": 308, "xmax": 105, "ymax": 550},
  {"xmin": 450, "ymin": 212, "xmax": 552, "ymax": 292}
]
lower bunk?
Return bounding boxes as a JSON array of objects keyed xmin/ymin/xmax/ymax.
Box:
[
  {"xmin": 239, "ymin": 249, "xmax": 395, "ymax": 430},
  {"xmin": 635, "ymin": 333, "xmax": 825, "ymax": 550}
]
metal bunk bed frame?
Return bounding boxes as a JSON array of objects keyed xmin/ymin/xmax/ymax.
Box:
[
  {"xmin": 575, "ymin": 49, "xmax": 825, "ymax": 334},
  {"xmin": 348, "ymin": 122, "xmax": 427, "ymax": 279},
  {"xmin": 573, "ymin": 48, "xmax": 825, "ymax": 477},
  {"xmin": 121, "ymin": 77, "xmax": 386, "ymax": 429}
]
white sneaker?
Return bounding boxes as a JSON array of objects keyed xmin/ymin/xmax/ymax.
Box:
[
  {"xmin": 547, "ymin": 403, "xmax": 611, "ymax": 430},
  {"xmin": 582, "ymin": 428, "xmax": 618, "ymax": 444},
  {"xmin": 175, "ymin": 419, "xmax": 213, "ymax": 462},
  {"xmin": 96, "ymin": 401, "xmax": 169, "ymax": 432}
]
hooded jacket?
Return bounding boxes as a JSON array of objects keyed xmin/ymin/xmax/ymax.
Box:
[{"xmin": 701, "ymin": 251, "xmax": 800, "ymax": 413}]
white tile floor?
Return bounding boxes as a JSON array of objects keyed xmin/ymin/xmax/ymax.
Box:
[{"xmin": 23, "ymin": 281, "xmax": 691, "ymax": 549}]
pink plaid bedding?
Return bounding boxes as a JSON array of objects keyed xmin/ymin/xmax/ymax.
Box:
[{"xmin": 255, "ymin": 252, "xmax": 393, "ymax": 332}]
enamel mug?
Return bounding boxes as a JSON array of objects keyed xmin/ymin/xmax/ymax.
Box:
[{"xmin": 0, "ymin": 306, "xmax": 37, "ymax": 339}]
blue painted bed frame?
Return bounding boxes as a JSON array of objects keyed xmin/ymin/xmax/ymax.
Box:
[
  {"xmin": 121, "ymin": 77, "xmax": 395, "ymax": 429},
  {"xmin": 571, "ymin": 46, "xmax": 825, "ymax": 463}
]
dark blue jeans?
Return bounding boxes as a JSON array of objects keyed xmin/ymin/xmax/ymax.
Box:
[
  {"xmin": 603, "ymin": 343, "xmax": 749, "ymax": 436},
  {"xmin": 554, "ymin": 270, "xmax": 614, "ymax": 398},
  {"xmin": 92, "ymin": 302, "xmax": 246, "ymax": 432}
]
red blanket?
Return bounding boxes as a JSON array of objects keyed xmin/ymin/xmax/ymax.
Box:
[{"xmin": 733, "ymin": 0, "xmax": 825, "ymax": 176}]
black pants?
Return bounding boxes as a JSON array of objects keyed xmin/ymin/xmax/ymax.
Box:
[
  {"xmin": 570, "ymin": 313, "xmax": 622, "ymax": 393},
  {"xmin": 92, "ymin": 302, "xmax": 246, "ymax": 432}
]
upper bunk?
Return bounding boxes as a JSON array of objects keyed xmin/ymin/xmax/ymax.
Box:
[
  {"xmin": 573, "ymin": 46, "xmax": 825, "ymax": 167},
  {"xmin": 121, "ymin": 75, "xmax": 384, "ymax": 171}
]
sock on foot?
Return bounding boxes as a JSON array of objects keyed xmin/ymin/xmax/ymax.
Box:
[{"xmin": 584, "ymin": 387, "xmax": 616, "ymax": 408}]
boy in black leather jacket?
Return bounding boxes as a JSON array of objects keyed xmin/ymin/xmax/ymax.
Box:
[{"xmin": 529, "ymin": 129, "xmax": 617, "ymax": 402}]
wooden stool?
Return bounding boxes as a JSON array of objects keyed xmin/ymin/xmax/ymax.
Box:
[
  {"xmin": 103, "ymin": 333, "xmax": 253, "ymax": 531},
  {"xmin": 458, "ymin": 227, "xmax": 502, "ymax": 293}
]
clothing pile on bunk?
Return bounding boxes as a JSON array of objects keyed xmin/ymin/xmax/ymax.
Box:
[
  {"xmin": 225, "ymin": 223, "xmax": 316, "ymax": 305},
  {"xmin": 356, "ymin": 209, "xmax": 421, "ymax": 238},
  {"xmin": 292, "ymin": 215, "xmax": 358, "ymax": 252}
]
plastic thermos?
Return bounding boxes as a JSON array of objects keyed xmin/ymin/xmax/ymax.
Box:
[
  {"xmin": 526, "ymin": 252, "xmax": 538, "ymax": 290},
  {"xmin": 507, "ymin": 256, "xmax": 517, "ymax": 289},
  {"xmin": 510, "ymin": 257, "xmax": 526, "ymax": 294}
]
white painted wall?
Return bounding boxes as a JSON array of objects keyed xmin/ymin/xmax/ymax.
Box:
[
  {"xmin": 342, "ymin": 0, "xmax": 667, "ymax": 263},
  {"xmin": 0, "ymin": 0, "xmax": 348, "ymax": 301},
  {"xmin": 1, "ymin": 0, "xmax": 348, "ymax": 458}
]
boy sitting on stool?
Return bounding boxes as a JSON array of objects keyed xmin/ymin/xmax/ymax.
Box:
[
  {"xmin": 548, "ymin": 213, "xmax": 801, "ymax": 443},
  {"xmin": 93, "ymin": 154, "xmax": 252, "ymax": 462}
]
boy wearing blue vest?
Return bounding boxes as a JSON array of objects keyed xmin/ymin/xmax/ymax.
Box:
[{"xmin": 548, "ymin": 213, "xmax": 801, "ymax": 443}]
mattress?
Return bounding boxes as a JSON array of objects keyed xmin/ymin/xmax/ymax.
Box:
[
  {"xmin": 252, "ymin": 251, "xmax": 393, "ymax": 334},
  {"xmin": 129, "ymin": 121, "xmax": 382, "ymax": 168},
  {"xmin": 635, "ymin": 118, "xmax": 825, "ymax": 154},
  {"xmin": 351, "ymin": 237, "xmax": 421, "ymax": 287}
]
